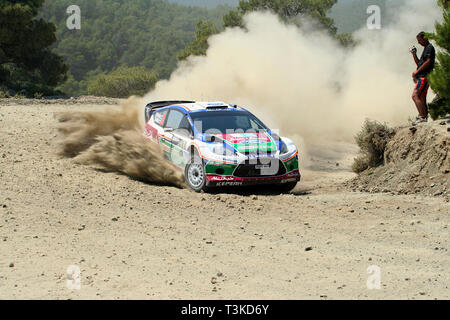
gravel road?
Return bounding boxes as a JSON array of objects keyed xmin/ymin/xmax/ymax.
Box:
[{"xmin": 0, "ymin": 100, "xmax": 448, "ymax": 299}]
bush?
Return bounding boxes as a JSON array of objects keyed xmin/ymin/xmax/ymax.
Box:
[
  {"xmin": 34, "ymin": 92, "xmax": 43, "ymax": 99},
  {"xmin": 87, "ymin": 66, "xmax": 159, "ymax": 98},
  {"xmin": 427, "ymin": 1, "xmax": 449, "ymax": 117},
  {"xmin": 428, "ymin": 95, "xmax": 450, "ymax": 120},
  {"xmin": 352, "ymin": 120, "xmax": 395, "ymax": 173}
]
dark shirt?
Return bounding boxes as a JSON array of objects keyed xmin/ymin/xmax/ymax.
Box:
[{"xmin": 417, "ymin": 43, "xmax": 435, "ymax": 78}]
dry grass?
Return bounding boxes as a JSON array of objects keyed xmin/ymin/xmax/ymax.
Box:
[{"xmin": 352, "ymin": 120, "xmax": 395, "ymax": 173}]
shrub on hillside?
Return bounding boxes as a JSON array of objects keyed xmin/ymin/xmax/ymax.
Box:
[
  {"xmin": 87, "ymin": 67, "xmax": 159, "ymax": 98},
  {"xmin": 352, "ymin": 120, "xmax": 395, "ymax": 173},
  {"xmin": 428, "ymin": 95, "xmax": 449, "ymax": 120},
  {"xmin": 427, "ymin": 1, "xmax": 449, "ymax": 119}
]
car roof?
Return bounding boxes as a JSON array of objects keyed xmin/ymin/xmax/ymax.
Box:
[{"xmin": 163, "ymin": 101, "xmax": 247, "ymax": 113}]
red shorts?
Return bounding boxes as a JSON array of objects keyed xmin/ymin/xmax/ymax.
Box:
[{"xmin": 414, "ymin": 77, "xmax": 429, "ymax": 98}]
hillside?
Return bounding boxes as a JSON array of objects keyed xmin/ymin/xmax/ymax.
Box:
[
  {"xmin": 40, "ymin": 0, "xmax": 231, "ymax": 96},
  {"xmin": 329, "ymin": 0, "xmax": 407, "ymax": 33},
  {"xmin": 345, "ymin": 120, "xmax": 450, "ymax": 198},
  {"xmin": 38, "ymin": 0, "xmax": 413, "ymax": 97},
  {"xmin": 169, "ymin": 0, "xmax": 409, "ymax": 34},
  {"xmin": 166, "ymin": 0, "xmax": 239, "ymax": 8}
]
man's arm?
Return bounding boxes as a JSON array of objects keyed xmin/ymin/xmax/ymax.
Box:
[
  {"xmin": 412, "ymin": 58, "xmax": 431, "ymax": 77},
  {"xmin": 412, "ymin": 51, "xmax": 419, "ymax": 66}
]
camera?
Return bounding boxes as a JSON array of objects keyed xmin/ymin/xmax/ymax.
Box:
[{"xmin": 409, "ymin": 45, "xmax": 417, "ymax": 53}]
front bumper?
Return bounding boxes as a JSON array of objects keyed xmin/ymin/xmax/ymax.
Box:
[
  {"xmin": 203, "ymin": 153, "xmax": 300, "ymax": 187},
  {"xmin": 205, "ymin": 170, "xmax": 300, "ymax": 187}
]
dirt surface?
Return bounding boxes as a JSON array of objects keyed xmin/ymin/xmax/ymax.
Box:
[{"xmin": 0, "ymin": 99, "xmax": 449, "ymax": 299}]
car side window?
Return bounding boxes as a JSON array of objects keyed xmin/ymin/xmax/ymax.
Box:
[
  {"xmin": 165, "ymin": 109, "xmax": 185, "ymax": 129},
  {"xmin": 153, "ymin": 109, "xmax": 168, "ymax": 127},
  {"xmin": 176, "ymin": 115, "xmax": 193, "ymax": 137},
  {"xmin": 179, "ymin": 115, "xmax": 192, "ymax": 131}
]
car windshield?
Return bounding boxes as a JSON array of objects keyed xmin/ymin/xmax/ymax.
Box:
[{"xmin": 189, "ymin": 110, "xmax": 268, "ymax": 134}]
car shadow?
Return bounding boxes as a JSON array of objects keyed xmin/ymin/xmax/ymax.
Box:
[
  {"xmin": 91, "ymin": 168, "xmax": 185, "ymax": 189},
  {"xmin": 92, "ymin": 168, "xmax": 310, "ymax": 195},
  {"xmin": 205, "ymin": 185, "xmax": 311, "ymax": 197}
]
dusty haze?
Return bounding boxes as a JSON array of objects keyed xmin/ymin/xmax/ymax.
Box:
[
  {"xmin": 138, "ymin": 0, "xmax": 441, "ymax": 164},
  {"xmin": 56, "ymin": 0, "xmax": 441, "ymax": 179},
  {"xmin": 56, "ymin": 98, "xmax": 185, "ymax": 187}
]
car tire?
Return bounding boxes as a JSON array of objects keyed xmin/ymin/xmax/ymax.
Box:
[{"xmin": 184, "ymin": 151, "xmax": 209, "ymax": 192}]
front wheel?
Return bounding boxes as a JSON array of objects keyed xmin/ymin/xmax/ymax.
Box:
[{"xmin": 184, "ymin": 153, "xmax": 209, "ymax": 192}]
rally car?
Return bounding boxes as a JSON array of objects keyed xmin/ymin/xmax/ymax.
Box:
[{"xmin": 143, "ymin": 100, "xmax": 301, "ymax": 192}]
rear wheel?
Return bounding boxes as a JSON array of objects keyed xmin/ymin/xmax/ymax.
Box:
[{"xmin": 184, "ymin": 151, "xmax": 209, "ymax": 192}]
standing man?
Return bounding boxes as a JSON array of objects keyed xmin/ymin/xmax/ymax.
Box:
[{"xmin": 411, "ymin": 31, "xmax": 436, "ymax": 125}]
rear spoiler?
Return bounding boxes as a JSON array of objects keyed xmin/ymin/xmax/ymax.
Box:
[{"xmin": 144, "ymin": 100, "xmax": 195, "ymax": 122}]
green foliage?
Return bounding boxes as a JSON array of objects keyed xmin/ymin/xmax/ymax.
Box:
[
  {"xmin": 223, "ymin": 0, "xmax": 338, "ymax": 34},
  {"xmin": 168, "ymin": 0, "xmax": 239, "ymax": 8},
  {"xmin": 336, "ymin": 33, "xmax": 356, "ymax": 48},
  {"xmin": 427, "ymin": 1, "xmax": 450, "ymax": 117},
  {"xmin": 0, "ymin": 0, "xmax": 68, "ymax": 97},
  {"xmin": 352, "ymin": 120, "xmax": 395, "ymax": 174},
  {"xmin": 87, "ymin": 66, "xmax": 159, "ymax": 98},
  {"xmin": 180, "ymin": 0, "xmax": 342, "ymax": 60},
  {"xmin": 177, "ymin": 20, "xmax": 219, "ymax": 61},
  {"xmin": 428, "ymin": 96, "xmax": 450, "ymax": 120},
  {"xmin": 40, "ymin": 0, "xmax": 230, "ymax": 96}
]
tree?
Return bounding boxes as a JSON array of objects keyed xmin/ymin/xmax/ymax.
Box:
[
  {"xmin": 223, "ymin": 0, "xmax": 337, "ymax": 35},
  {"xmin": 179, "ymin": 0, "xmax": 344, "ymax": 61},
  {"xmin": 39, "ymin": 0, "xmax": 230, "ymax": 96},
  {"xmin": 177, "ymin": 20, "xmax": 219, "ymax": 61},
  {"xmin": 427, "ymin": 0, "xmax": 450, "ymax": 119},
  {"xmin": 0, "ymin": 0, "xmax": 68, "ymax": 96},
  {"xmin": 87, "ymin": 66, "xmax": 159, "ymax": 98}
]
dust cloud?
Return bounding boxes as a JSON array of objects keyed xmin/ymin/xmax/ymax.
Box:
[
  {"xmin": 57, "ymin": 0, "xmax": 441, "ymax": 182},
  {"xmin": 56, "ymin": 97, "xmax": 185, "ymax": 187},
  {"xmin": 141, "ymin": 0, "xmax": 441, "ymax": 166}
]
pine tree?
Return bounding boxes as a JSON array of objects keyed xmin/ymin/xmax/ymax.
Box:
[
  {"xmin": 178, "ymin": 0, "xmax": 342, "ymax": 61},
  {"xmin": 0, "ymin": 0, "xmax": 68, "ymax": 97},
  {"xmin": 177, "ymin": 20, "xmax": 219, "ymax": 61},
  {"xmin": 427, "ymin": 0, "xmax": 450, "ymax": 119}
]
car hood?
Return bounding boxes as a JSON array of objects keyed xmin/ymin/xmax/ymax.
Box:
[{"xmin": 203, "ymin": 132, "xmax": 279, "ymax": 153}]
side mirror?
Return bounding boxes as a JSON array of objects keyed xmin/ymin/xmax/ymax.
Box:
[
  {"xmin": 205, "ymin": 135, "xmax": 216, "ymax": 142},
  {"xmin": 164, "ymin": 127, "xmax": 174, "ymax": 133}
]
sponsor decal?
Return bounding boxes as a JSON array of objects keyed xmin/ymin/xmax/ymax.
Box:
[
  {"xmin": 207, "ymin": 102, "xmax": 226, "ymax": 106},
  {"xmin": 144, "ymin": 123, "xmax": 158, "ymax": 140},
  {"xmin": 247, "ymin": 153, "xmax": 276, "ymax": 159},
  {"xmin": 287, "ymin": 170, "xmax": 300, "ymax": 177},
  {"xmin": 208, "ymin": 175, "xmax": 235, "ymax": 181},
  {"xmin": 216, "ymin": 181, "xmax": 243, "ymax": 186},
  {"xmin": 222, "ymin": 132, "xmax": 271, "ymax": 144},
  {"xmin": 240, "ymin": 145, "xmax": 258, "ymax": 150},
  {"xmin": 161, "ymin": 144, "xmax": 171, "ymax": 152}
]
